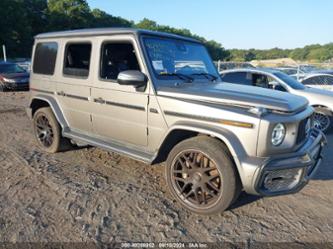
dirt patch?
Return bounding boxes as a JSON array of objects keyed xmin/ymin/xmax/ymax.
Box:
[{"xmin": 0, "ymin": 92, "xmax": 332, "ymax": 244}]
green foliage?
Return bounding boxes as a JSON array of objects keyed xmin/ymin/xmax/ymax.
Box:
[
  {"xmin": 230, "ymin": 44, "xmax": 333, "ymax": 62},
  {"xmin": 135, "ymin": 18, "xmax": 230, "ymax": 61},
  {"xmin": 90, "ymin": 9, "xmax": 133, "ymax": 28},
  {"xmin": 0, "ymin": 0, "xmax": 331, "ymax": 62}
]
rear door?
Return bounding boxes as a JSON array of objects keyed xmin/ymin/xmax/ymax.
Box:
[{"xmin": 55, "ymin": 40, "xmax": 94, "ymax": 133}]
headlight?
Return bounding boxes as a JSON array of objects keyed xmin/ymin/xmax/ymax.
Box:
[
  {"xmin": 271, "ymin": 123, "xmax": 286, "ymax": 146},
  {"xmin": 3, "ymin": 78, "xmax": 16, "ymax": 83}
]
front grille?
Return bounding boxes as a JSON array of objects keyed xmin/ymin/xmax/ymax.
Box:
[{"xmin": 296, "ymin": 118, "xmax": 309, "ymax": 144}]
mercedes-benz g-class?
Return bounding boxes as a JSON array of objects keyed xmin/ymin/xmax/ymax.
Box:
[{"xmin": 27, "ymin": 28, "xmax": 326, "ymax": 214}]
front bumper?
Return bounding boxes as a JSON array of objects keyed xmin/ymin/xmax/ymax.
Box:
[
  {"xmin": 241, "ymin": 128, "xmax": 326, "ymax": 196},
  {"xmin": 3, "ymin": 82, "xmax": 29, "ymax": 91}
]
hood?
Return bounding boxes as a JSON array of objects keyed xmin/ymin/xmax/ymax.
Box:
[
  {"xmin": 157, "ymin": 82, "xmax": 309, "ymax": 113},
  {"xmin": 303, "ymin": 86, "xmax": 333, "ymax": 96},
  {"xmin": 1, "ymin": 72, "xmax": 30, "ymax": 79}
]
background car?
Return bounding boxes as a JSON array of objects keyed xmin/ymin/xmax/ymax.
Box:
[
  {"xmin": 0, "ymin": 61, "xmax": 30, "ymax": 91},
  {"xmin": 220, "ymin": 68, "xmax": 333, "ymax": 133},
  {"xmin": 300, "ymin": 74, "xmax": 333, "ymax": 91},
  {"xmin": 276, "ymin": 66, "xmax": 298, "ymax": 76},
  {"xmin": 15, "ymin": 59, "xmax": 31, "ymax": 72},
  {"xmin": 217, "ymin": 62, "xmax": 255, "ymax": 71}
]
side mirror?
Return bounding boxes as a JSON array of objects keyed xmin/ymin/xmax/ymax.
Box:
[{"xmin": 117, "ymin": 70, "xmax": 147, "ymax": 87}]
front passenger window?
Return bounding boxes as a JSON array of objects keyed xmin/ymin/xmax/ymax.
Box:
[{"xmin": 100, "ymin": 42, "xmax": 140, "ymax": 81}]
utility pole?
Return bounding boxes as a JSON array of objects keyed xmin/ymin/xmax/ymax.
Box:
[{"xmin": 2, "ymin": 45, "xmax": 7, "ymax": 61}]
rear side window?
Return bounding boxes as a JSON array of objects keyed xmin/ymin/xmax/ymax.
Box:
[
  {"xmin": 302, "ymin": 75, "xmax": 333, "ymax": 85},
  {"xmin": 221, "ymin": 72, "xmax": 251, "ymax": 85},
  {"xmin": 63, "ymin": 43, "xmax": 92, "ymax": 78},
  {"xmin": 33, "ymin": 42, "xmax": 58, "ymax": 75}
]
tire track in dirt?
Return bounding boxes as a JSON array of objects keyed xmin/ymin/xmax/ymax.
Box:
[
  {"xmin": 0, "ymin": 102, "xmax": 196, "ymax": 242},
  {"xmin": 0, "ymin": 92, "xmax": 332, "ymax": 243}
]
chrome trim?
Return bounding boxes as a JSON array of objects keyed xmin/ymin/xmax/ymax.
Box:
[
  {"xmin": 105, "ymin": 100, "xmax": 145, "ymax": 111},
  {"xmin": 66, "ymin": 94, "xmax": 89, "ymax": 101},
  {"xmin": 164, "ymin": 111, "xmax": 254, "ymax": 128},
  {"xmin": 30, "ymin": 88, "xmax": 54, "ymax": 95}
]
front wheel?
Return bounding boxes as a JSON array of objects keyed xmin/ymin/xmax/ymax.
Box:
[
  {"xmin": 312, "ymin": 107, "xmax": 333, "ymax": 133},
  {"xmin": 166, "ymin": 136, "xmax": 241, "ymax": 215}
]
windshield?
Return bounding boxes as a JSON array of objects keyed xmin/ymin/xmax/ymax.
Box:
[
  {"xmin": 143, "ymin": 37, "xmax": 220, "ymax": 83},
  {"xmin": 273, "ymin": 72, "xmax": 305, "ymax": 90},
  {"xmin": 0, "ymin": 64, "xmax": 26, "ymax": 74}
]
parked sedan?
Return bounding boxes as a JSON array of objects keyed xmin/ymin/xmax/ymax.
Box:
[
  {"xmin": 0, "ymin": 62, "xmax": 29, "ymax": 91},
  {"xmin": 300, "ymin": 74, "xmax": 333, "ymax": 91},
  {"xmin": 220, "ymin": 68, "xmax": 333, "ymax": 133}
]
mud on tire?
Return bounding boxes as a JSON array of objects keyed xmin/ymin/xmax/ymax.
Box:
[{"xmin": 33, "ymin": 107, "xmax": 71, "ymax": 153}]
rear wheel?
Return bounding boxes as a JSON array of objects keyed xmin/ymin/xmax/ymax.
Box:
[
  {"xmin": 166, "ymin": 136, "xmax": 241, "ymax": 215},
  {"xmin": 313, "ymin": 107, "xmax": 332, "ymax": 133},
  {"xmin": 33, "ymin": 107, "xmax": 70, "ymax": 153}
]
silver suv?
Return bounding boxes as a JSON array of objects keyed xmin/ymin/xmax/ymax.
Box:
[{"xmin": 27, "ymin": 28, "xmax": 326, "ymax": 215}]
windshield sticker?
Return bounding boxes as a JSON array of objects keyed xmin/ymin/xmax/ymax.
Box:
[{"xmin": 152, "ymin": 60, "xmax": 164, "ymax": 71}]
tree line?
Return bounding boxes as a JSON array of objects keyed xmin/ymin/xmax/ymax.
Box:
[
  {"xmin": 0, "ymin": 0, "xmax": 332, "ymax": 62},
  {"xmin": 0, "ymin": 0, "xmax": 228, "ymax": 60},
  {"xmin": 229, "ymin": 43, "xmax": 333, "ymax": 62}
]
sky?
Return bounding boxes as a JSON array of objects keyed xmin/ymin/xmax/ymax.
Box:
[{"xmin": 87, "ymin": 0, "xmax": 333, "ymax": 50}]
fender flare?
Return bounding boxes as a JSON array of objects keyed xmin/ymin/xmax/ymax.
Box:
[
  {"xmin": 156, "ymin": 121, "xmax": 249, "ymax": 180},
  {"xmin": 29, "ymin": 94, "xmax": 69, "ymax": 129}
]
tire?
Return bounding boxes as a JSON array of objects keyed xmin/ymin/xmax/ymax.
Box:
[
  {"xmin": 0, "ymin": 83, "xmax": 7, "ymax": 92},
  {"xmin": 166, "ymin": 136, "xmax": 241, "ymax": 215},
  {"xmin": 33, "ymin": 107, "xmax": 70, "ymax": 153},
  {"xmin": 312, "ymin": 107, "xmax": 333, "ymax": 133}
]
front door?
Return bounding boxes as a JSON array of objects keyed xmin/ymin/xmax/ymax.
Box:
[{"xmin": 91, "ymin": 36, "xmax": 148, "ymax": 147}]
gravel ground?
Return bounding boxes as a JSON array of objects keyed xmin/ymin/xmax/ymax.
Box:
[{"xmin": 0, "ymin": 92, "xmax": 332, "ymax": 245}]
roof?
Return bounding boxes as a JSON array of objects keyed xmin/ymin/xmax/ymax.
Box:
[
  {"xmin": 34, "ymin": 28, "xmax": 200, "ymax": 43},
  {"xmin": 220, "ymin": 67, "xmax": 281, "ymax": 75}
]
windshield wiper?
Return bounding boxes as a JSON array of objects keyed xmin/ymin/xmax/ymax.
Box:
[
  {"xmin": 159, "ymin": 72, "xmax": 193, "ymax": 83},
  {"xmin": 191, "ymin": 73, "xmax": 218, "ymax": 81}
]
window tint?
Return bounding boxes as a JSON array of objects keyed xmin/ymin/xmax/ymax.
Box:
[
  {"xmin": 273, "ymin": 72, "xmax": 305, "ymax": 90},
  {"xmin": 252, "ymin": 73, "xmax": 269, "ymax": 88},
  {"xmin": 33, "ymin": 42, "xmax": 58, "ymax": 75},
  {"xmin": 63, "ymin": 43, "xmax": 91, "ymax": 78},
  {"xmin": 221, "ymin": 72, "xmax": 251, "ymax": 85},
  {"xmin": 100, "ymin": 42, "xmax": 140, "ymax": 81},
  {"xmin": 302, "ymin": 75, "xmax": 333, "ymax": 85}
]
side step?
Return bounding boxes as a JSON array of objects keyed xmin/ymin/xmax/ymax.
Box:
[{"xmin": 63, "ymin": 129, "xmax": 156, "ymax": 164}]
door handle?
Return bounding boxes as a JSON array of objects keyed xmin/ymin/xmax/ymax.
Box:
[
  {"xmin": 57, "ymin": 91, "xmax": 66, "ymax": 96},
  {"xmin": 94, "ymin": 97, "xmax": 105, "ymax": 104}
]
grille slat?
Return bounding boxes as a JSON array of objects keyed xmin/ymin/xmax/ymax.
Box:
[{"xmin": 296, "ymin": 118, "xmax": 309, "ymax": 145}]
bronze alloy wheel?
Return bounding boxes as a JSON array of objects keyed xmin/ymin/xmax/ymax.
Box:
[
  {"xmin": 33, "ymin": 107, "xmax": 71, "ymax": 153},
  {"xmin": 170, "ymin": 150, "xmax": 223, "ymax": 210},
  {"xmin": 35, "ymin": 114, "xmax": 54, "ymax": 148}
]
